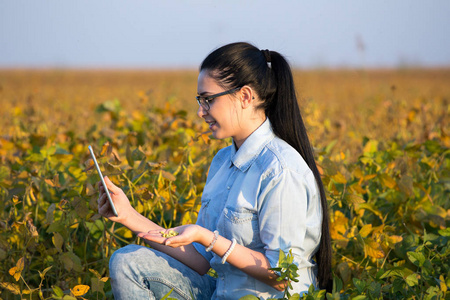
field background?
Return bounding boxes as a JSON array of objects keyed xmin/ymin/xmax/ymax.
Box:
[{"xmin": 0, "ymin": 69, "xmax": 449, "ymax": 299}]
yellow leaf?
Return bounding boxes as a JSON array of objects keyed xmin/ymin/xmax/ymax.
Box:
[
  {"xmin": 0, "ymin": 282, "xmax": 21, "ymax": 294},
  {"xmin": 100, "ymin": 142, "xmax": 112, "ymax": 157},
  {"xmin": 115, "ymin": 227, "xmax": 133, "ymax": 239},
  {"xmin": 8, "ymin": 266, "xmax": 16, "ymax": 276},
  {"xmin": 332, "ymin": 172, "xmax": 347, "ymax": 184},
  {"xmin": 352, "ymin": 167, "xmax": 363, "ymax": 179},
  {"xmin": 89, "ymin": 268, "xmax": 102, "ymax": 279},
  {"xmin": 346, "ymin": 194, "xmax": 365, "ymax": 208},
  {"xmin": 364, "ymin": 240, "xmax": 385, "ymax": 259},
  {"xmin": 359, "ymin": 224, "xmax": 373, "ymax": 238},
  {"xmin": 9, "ymin": 257, "xmax": 25, "ymax": 281},
  {"xmin": 22, "ymin": 288, "xmax": 32, "ymax": 294},
  {"xmin": 330, "ymin": 211, "xmax": 349, "ymax": 240},
  {"xmin": 440, "ymin": 275, "xmax": 447, "ymax": 292},
  {"xmin": 13, "ymin": 272, "xmax": 21, "ymax": 281},
  {"xmin": 100, "ymin": 277, "xmax": 109, "ymax": 282},
  {"xmin": 200, "ymin": 132, "xmax": 210, "ymax": 144},
  {"xmin": 363, "ymin": 140, "xmax": 379, "ymax": 153},
  {"xmin": 45, "ymin": 179, "xmax": 56, "ymax": 187},
  {"xmin": 407, "ymin": 110, "xmax": 416, "ymax": 122},
  {"xmin": 363, "ymin": 174, "xmax": 377, "ymax": 181},
  {"xmin": 159, "ymin": 190, "xmax": 171, "ymax": 201},
  {"xmin": 380, "ymin": 174, "xmax": 397, "ymax": 189},
  {"xmin": 12, "ymin": 195, "xmax": 21, "ymax": 204},
  {"xmin": 387, "ymin": 235, "xmax": 403, "ymax": 245},
  {"xmin": 71, "ymin": 285, "xmax": 90, "ymax": 296}
]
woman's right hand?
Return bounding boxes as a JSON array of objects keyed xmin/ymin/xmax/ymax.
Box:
[{"xmin": 97, "ymin": 176, "xmax": 134, "ymax": 223}]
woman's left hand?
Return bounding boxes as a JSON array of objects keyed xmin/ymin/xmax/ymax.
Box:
[{"xmin": 138, "ymin": 224, "xmax": 205, "ymax": 248}]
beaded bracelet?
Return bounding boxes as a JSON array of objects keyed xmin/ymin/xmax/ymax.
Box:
[
  {"xmin": 205, "ymin": 230, "xmax": 219, "ymax": 252},
  {"xmin": 221, "ymin": 238, "xmax": 237, "ymax": 264}
]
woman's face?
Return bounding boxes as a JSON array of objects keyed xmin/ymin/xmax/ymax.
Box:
[{"xmin": 197, "ymin": 70, "xmax": 244, "ymax": 141}]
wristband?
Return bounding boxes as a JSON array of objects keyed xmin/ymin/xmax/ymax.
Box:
[
  {"xmin": 221, "ymin": 238, "xmax": 237, "ymax": 264},
  {"xmin": 205, "ymin": 230, "xmax": 219, "ymax": 252}
]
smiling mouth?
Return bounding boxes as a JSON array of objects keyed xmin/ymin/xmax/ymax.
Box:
[{"xmin": 207, "ymin": 121, "xmax": 216, "ymax": 129}]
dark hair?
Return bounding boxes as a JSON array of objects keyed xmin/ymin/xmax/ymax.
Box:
[{"xmin": 200, "ymin": 42, "xmax": 332, "ymax": 291}]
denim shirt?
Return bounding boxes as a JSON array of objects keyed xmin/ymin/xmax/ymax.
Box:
[{"xmin": 193, "ymin": 119, "xmax": 322, "ymax": 299}]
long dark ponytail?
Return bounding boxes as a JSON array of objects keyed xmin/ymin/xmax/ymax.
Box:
[{"xmin": 200, "ymin": 42, "xmax": 332, "ymax": 292}]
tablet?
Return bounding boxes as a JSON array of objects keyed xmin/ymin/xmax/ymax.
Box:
[{"xmin": 88, "ymin": 145, "xmax": 119, "ymax": 217}]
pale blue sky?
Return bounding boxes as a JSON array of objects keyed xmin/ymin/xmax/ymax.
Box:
[{"xmin": 1, "ymin": 0, "xmax": 449, "ymax": 68}]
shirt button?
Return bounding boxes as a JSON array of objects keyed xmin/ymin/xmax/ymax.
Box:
[{"xmin": 227, "ymin": 186, "xmax": 230, "ymax": 190}]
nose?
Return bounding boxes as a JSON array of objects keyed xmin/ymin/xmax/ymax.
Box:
[{"xmin": 197, "ymin": 104, "xmax": 208, "ymax": 119}]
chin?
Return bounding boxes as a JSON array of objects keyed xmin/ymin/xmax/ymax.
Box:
[{"xmin": 211, "ymin": 131, "xmax": 228, "ymax": 140}]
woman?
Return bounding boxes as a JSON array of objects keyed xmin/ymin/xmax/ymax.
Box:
[{"xmin": 98, "ymin": 42, "xmax": 331, "ymax": 299}]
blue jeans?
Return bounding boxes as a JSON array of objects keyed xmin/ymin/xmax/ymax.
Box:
[{"xmin": 109, "ymin": 244, "xmax": 216, "ymax": 299}]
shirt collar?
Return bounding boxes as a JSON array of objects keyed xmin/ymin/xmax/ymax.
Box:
[{"xmin": 230, "ymin": 118, "xmax": 275, "ymax": 172}]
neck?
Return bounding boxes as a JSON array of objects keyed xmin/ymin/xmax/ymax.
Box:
[{"xmin": 233, "ymin": 116, "xmax": 266, "ymax": 149}]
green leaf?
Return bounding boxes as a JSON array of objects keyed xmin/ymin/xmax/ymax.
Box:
[
  {"xmin": 353, "ymin": 278, "xmax": 366, "ymax": 293},
  {"xmin": 324, "ymin": 140, "xmax": 338, "ymax": 154},
  {"xmin": 238, "ymin": 296, "xmax": 260, "ymax": 300},
  {"xmin": 54, "ymin": 147, "xmax": 71, "ymax": 155},
  {"xmin": 405, "ymin": 273, "xmax": 419, "ymax": 287},
  {"xmin": 46, "ymin": 203, "xmax": 56, "ymax": 224},
  {"xmin": 392, "ymin": 278, "xmax": 404, "ymax": 293},
  {"xmin": 85, "ymin": 219, "xmax": 105, "ymax": 239},
  {"xmin": 161, "ymin": 288, "xmax": 174, "ymax": 300},
  {"xmin": 288, "ymin": 294, "xmax": 300, "ymax": 300},
  {"xmin": 91, "ymin": 277, "xmax": 105, "ymax": 295},
  {"xmin": 95, "ymin": 99, "xmax": 122, "ymax": 114},
  {"xmin": 438, "ymin": 228, "xmax": 450, "ymax": 236},
  {"xmin": 53, "ymin": 232, "xmax": 64, "ymax": 252},
  {"xmin": 60, "ymin": 252, "xmax": 82, "ymax": 272},
  {"xmin": 278, "ymin": 249, "xmax": 286, "ymax": 262},
  {"xmin": 380, "ymin": 267, "xmax": 413, "ymax": 279},
  {"xmin": 333, "ymin": 275, "xmax": 343, "ymax": 294},
  {"xmin": 39, "ymin": 266, "xmax": 53, "ymax": 280},
  {"xmin": 52, "ymin": 285, "xmax": 65, "ymax": 297},
  {"xmin": 46, "ymin": 220, "xmax": 66, "ymax": 234},
  {"xmin": 407, "ymin": 251, "xmax": 426, "ymax": 267}
]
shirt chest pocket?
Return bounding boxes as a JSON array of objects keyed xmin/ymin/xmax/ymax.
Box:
[{"xmin": 221, "ymin": 206, "xmax": 263, "ymax": 249}]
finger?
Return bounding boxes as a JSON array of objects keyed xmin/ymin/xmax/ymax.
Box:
[
  {"xmin": 164, "ymin": 234, "xmax": 185, "ymax": 246},
  {"xmin": 98, "ymin": 196, "xmax": 108, "ymax": 211},
  {"xmin": 138, "ymin": 232, "xmax": 167, "ymax": 244},
  {"xmin": 104, "ymin": 176, "xmax": 121, "ymax": 194},
  {"xmin": 148, "ymin": 229, "xmax": 164, "ymax": 235},
  {"xmin": 98, "ymin": 201, "xmax": 111, "ymax": 216},
  {"xmin": 98, "ymin": 193, "xmax": 107, "ymax": 207}
]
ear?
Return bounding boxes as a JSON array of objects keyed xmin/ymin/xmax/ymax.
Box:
[{"xmin": 239, "ymin": 85, "xmax": 255, "ymax": 109}]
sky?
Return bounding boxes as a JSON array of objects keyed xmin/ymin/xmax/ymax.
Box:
[{"xmin": 1, "ymin": 0, "xmax": 449, "ymax": 69}]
